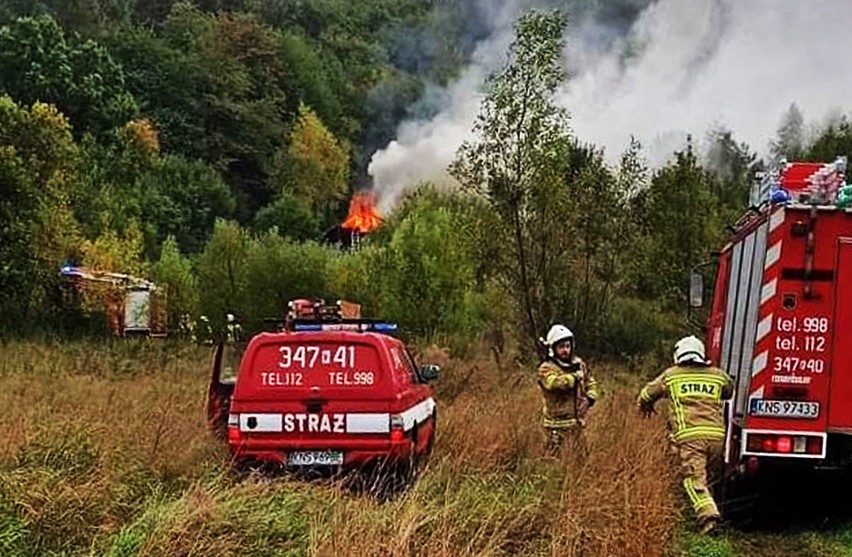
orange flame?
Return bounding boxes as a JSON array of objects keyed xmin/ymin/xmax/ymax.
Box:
[{"xmin": 341, "ymin": 191, "xmax": 382, "ymax": 234}]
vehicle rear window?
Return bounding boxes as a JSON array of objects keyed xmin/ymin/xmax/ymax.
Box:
[{"xmin": 245, "ymin": 340, "xmax": 384, "ymax": 390}]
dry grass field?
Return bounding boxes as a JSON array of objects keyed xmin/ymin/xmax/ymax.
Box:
[{"xmin": 3, "ymin": 338, "xmax": 849, "ymax": 557}]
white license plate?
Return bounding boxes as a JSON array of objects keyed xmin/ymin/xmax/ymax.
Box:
[
  {"xmin": 750, "ymin": 399, "xmax": 819, "ymax": 419},
  {"xmin": 287, "ymin": 451, "xmax": 343, "ymax": 466}
]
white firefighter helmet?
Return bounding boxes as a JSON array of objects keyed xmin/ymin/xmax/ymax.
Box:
[
  {"xmin": 673, "ymin": 335, "xmax": 708, "ymax": 365},
  {"xmin": 544, "ymin": 324, "xmax": 574, "ymax": 357}
]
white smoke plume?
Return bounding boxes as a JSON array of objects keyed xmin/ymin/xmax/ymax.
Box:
[{"xmin": 368, "ymin": 0, "xmax": 852, "ymax": 212}]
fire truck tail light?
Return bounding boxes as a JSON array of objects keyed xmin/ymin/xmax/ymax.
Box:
[
  {"xmin": 227, "ymin": 414, "xmax": 241, "ymax": 444},
  {"xmin": 807, "ymin": 436, "xmax": 823, "ymax": 455},
  {"xmin": 747, "ymin": 433, "xmax": 823, "ymax": 455},
  {"xmin": 389, "ymin": 415, "xmax": 405, "ymax": 442}
]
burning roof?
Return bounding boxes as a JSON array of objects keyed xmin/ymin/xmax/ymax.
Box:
[
  {"xmin": 341, "ymin": 191, "xmax": 382, "ymax": 234},
  {"xmin": 322, "ymin": 190, "xmax": 383, "ymax": 250}
]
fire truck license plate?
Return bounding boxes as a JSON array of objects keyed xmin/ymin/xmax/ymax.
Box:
[
  {"xmin": 750, "ymin": 399, "xmax": 819, "ymax": 419},
  {"xmin": 287, "ymin": 451, "xmax": 344, "ymax": 466}
]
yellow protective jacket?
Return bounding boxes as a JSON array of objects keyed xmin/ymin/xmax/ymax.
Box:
[
  {"xmin": 537, "ymin": 357, "xmax": 599, "ymax": 429},
  {"xmin": 638, "ymin": 364, "xmax": 734, "ymax": 443}
]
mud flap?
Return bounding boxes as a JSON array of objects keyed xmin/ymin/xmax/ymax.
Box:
[{"xmin": 205, "ymin": 342, "xmax": 235, "ymax": 441}]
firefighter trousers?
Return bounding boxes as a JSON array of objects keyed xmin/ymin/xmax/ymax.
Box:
[
  {"xmin": 545, "ymin": 426, "xmax": 588, "ymax": 461},
  {"xmin": 676, "ymin": 438, "xmax": 724, "ymax": 524}
]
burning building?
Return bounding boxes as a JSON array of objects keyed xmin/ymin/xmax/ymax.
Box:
[{"xmin": 323, "ymin": 190, "xmax": 383, "ymax": 250}]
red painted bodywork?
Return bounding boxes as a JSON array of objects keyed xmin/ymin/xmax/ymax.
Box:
[
  {"xmin": 828, "ymin": 240, "xmax": 852, "ymax": 431},
  {"xmin": 708, "ymin": 199, "xmax": 852, "ymax": 464},
  {"xmin": 225, "ymin": 331, "xmax": 436, "ymax": 468}
]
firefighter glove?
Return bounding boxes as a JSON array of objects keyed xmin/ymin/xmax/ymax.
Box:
[
  {"xmin": 640, "ymin": 402, "xmax": 655, "ymax": 418},
  {"xmin": 587, "ymin": 396, "xmax": 596, "ymax": 408}
]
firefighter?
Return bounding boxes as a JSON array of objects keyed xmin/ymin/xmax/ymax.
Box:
[
  {"xmin": 537, "ymin": 324, "xmax": 599, "ymax": 457},
  {"xmin": 225, "ymin": 313, "xmax": 241, "ymax": 344},
  {"xmin": 198, "ymin": 315, "xmax": 213, "ymax": 345},
  {"xmin": 638, "ymin": 335, "xmax": 733, "ymax": 536}
]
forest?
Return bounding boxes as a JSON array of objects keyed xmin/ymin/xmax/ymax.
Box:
[{"xmin": 1, "ymin": 0, "xmax": 851, "ymax": 365}]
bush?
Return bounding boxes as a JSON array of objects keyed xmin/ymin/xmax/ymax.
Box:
[
  {"xmin": 594, "ymin": 297, "xmax": 685, "ymax": 368},
  {"xmin": 252, "ymin": 193, "xmax": 319, "ymax": 242},
  {"xmin": 242, "ymin": 234, "xmax": 338, "ymax": 330},
  {"xmin": 368, "ymin": 193, "xmax": 484, "ymax": 341}
]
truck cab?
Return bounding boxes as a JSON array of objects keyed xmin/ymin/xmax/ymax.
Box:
[{"xmin": 206, "ymin": 300, "xmax": 439, "ymax": 477}]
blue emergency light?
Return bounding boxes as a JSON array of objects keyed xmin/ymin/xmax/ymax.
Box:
[{"xmin": 770, "ymin": 184, "xmax": 791, "ymax": 205}]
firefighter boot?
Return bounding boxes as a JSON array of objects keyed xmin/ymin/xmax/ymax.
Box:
[{"xmin": 699, "ymin": 515, "xmax": 719, "ymax": 536}]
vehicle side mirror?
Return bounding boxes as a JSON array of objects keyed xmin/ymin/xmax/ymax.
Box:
[
  {"xmin": 689, "ymin": 271, "xmax": 704, "ymax": 308},
  {"xmin": 419, "ymin": 364, "xmax": 440, "ymax": 382}
]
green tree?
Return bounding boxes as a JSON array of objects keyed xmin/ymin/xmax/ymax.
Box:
[
  {"xmin": 771, "ymin": 102, "xmax": 805, "ymax": 162},
  {"xmin": 278, "ymin": 31, "xmax": 345, "ymax": 136},
  {"xmin": 80, "ymin": 217, "xmax": 146, "ymax": 276},
  {"xmin": 115, "ymin": 4, "xmax": 292, "ymax": 221},
  {"xmin": 106, "ymin": 25, "xmax": 210, "ymax": 159},
  {"xmin": 806, "ymin": 115, "xmax": 852, "ymax": 163},
  {"xmin": 195, "ymin": 219, "xmax": 249, "ymax": 328},
  {"xmin": 75, "ymin": 121, "xmax": 236, "ymax": 257},
  {"xmin": 376, "ymin": 192, "xmax": 481, "ymax": 338},
  {"xmin": 153, "ymin": 235, "xmax": 198, "ymax": 332},
  {"xmin": 449, "ymin": 8, "xmax": 571, "ymax": 347},
  {"xmin": 0, "ymin": 15, "xmax": 138, "ymax": 136},
  {"xmin": 138, "ymin": 155, "xmax": 237, "ymax": 255},
  {"xmin": 0, "ymin": 96, "xmax": 82, "ymax": 325},
  {"xmin": 243, "ymin": 234, "xmax": 337, "ymax": 329},
  {"xmin": 253, "ymin": 193, "xmax": 319, "ymax": 241},
  {"xmin": 632, "ymin": 142, "xmax": 722, "ymax": 308},
  {"xmin": 279, "ymin": 103, "xmax": 350, "ymax": 212},
  {"xmin": 554, "ymin": 142, "xmax": 628, "ymax": 334},
  {"xmin": 704, "ymin": 126, "xmax": 757, "ymax": 219},
  {"xmin": 0, "ymin": 0, "xmax": 133, "ymax": 36}
]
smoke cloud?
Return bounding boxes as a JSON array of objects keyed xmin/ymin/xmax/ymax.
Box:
[{"xmin": 368, "ymin": 0, "xmax": 852, "ymax": 211}]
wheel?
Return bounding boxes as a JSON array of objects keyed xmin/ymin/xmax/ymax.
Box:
[{"xmin": 717, "ymin": 468, "xmax": 759, "ymax": 527}]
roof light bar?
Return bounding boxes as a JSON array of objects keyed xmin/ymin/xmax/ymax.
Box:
[{"xmin": 291, "ymin": 321, "xmax": 398, "ymax": 334}]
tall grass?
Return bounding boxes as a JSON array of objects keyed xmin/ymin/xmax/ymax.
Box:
[{"xmin": 0, "ymin": 338, "xmax": 680, "ymax": 556}]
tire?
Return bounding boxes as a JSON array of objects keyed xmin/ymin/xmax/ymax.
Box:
[{"xmin": 718, "ymin": 469, "xmax": 759, "ymax": 527}]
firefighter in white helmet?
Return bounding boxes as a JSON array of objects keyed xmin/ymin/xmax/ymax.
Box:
[
  {"xmin": 638, "ymin": 335, "xmax": 734, "ymax": 536},
  {"xmin": 537, "ymin": 324, "xmax": 599, "ymax": 456},
  {"xmin": 225, "ymin": 313, "xmax": 241, "ymax": 344}
]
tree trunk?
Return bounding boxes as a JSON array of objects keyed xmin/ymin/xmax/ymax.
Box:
[{"xmin": 511, "ymin": 206, "xmax": 538, "ymax": 345}]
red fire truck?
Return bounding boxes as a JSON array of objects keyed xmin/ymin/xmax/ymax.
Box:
[{"xmin": 696, "ymin": 157, "xmax": 852, "ymax": 495}]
